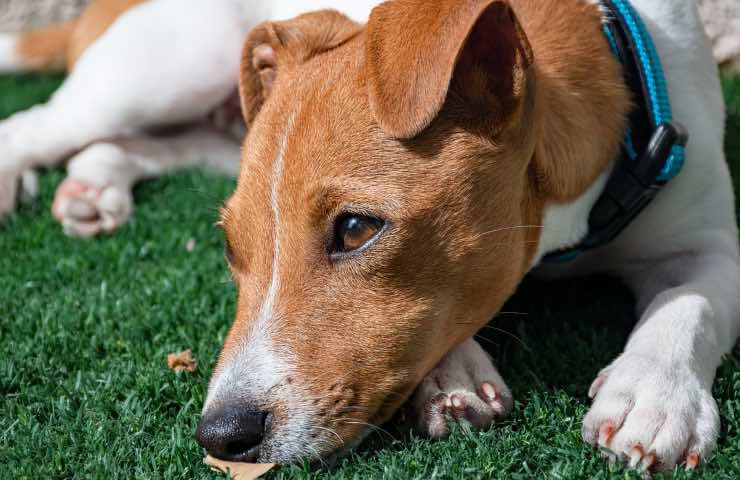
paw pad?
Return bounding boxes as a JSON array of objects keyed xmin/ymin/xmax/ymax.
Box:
[{"xmin": 52, "ymin": 178, "xmax": 132, "ymax": 237}]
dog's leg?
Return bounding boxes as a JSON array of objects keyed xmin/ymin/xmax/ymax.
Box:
[
  {"xmin": 0, "ymin": 95, "xmax": 117, "ymax": 217},
  {"xmin": 582, "ymin": 233, "xmax": 740, "ymax": 471},
  {"xmin": 52, "ymin": 127, "xmax": 240, "ymax": 237},
  {"xmin": 411, "ymin": 338, "xmax": 513, "ymax": 439},
  {"xmin": 0, "ymin": 0, "xmax": 245, "ymax": 219}
]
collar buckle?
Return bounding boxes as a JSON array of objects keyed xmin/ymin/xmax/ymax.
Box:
[{"xmin": 545, "ymin": 122, "xmax": 687, "ymax": 262}]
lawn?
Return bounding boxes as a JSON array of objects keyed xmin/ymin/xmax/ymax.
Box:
[{"xmin": 1, "ymin": 73, "xmax": 739, "ymax": 480}]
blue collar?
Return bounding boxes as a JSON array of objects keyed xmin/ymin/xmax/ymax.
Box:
[{"xmin": 544, "ymin": 0, "xmax": 688, "ymax": 262}]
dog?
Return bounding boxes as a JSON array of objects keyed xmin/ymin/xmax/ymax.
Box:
[
  {"xmin": 0, "ymin": 0, "xmax": 378, "ymax": 237},
  {"xmin": 193, "ymin": 0, "xmax": 740, "ymax": 473},
  {"xmin": 2, "ymin": 0, "xmax": 737, "ymax": 474}
]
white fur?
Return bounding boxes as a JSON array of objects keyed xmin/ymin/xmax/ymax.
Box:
[
  {"xmin": 204, "ymin": 110, "xmax": 296, "ymax": 408},
  {"xmin": 0, "ymin": 0, "xmax": 381, "ymax": 220},
  {"xmin": 426, "ymin": 0, "xmax": 738, "ymax": 471},
  {"xmin": 528, "ymin": 0, "xmax": 739, "ymax": 469},
  {"xmin": 535, "ymin": 165, "xmax": 612, "ymax": 264},
  {"xmin": 201, "ymin": 109, "xmax": 332, "ymax": 463},
  {"xmin": 412, "ymin": 338, "xmax": 513, "ymax": 439}
]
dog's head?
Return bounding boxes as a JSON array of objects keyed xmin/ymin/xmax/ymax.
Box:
[{"xmin": 197, "ymin": 0, "xmax": 625, "ymax": 464}]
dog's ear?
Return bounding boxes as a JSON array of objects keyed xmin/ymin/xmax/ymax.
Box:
[
  {"xmin": 239, "ymin": 10, "xmax": 361, "ymax": 124},
  {"xmin": 366, "ymin": 0, "xmax": 533, "ymax": 139}
]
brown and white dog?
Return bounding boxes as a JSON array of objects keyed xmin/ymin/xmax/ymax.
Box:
[
  {"xmin": 197, "ymin": 0, "xmax": 739, "ymax": 473},
  {"xmin": 1, "ymin": 0, "xmax": 738, "ymax": 474}
]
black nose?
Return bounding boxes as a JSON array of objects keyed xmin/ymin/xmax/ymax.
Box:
[{"xmin": 196, "ymin": 405, "xmax": 270, "ymax": 462}]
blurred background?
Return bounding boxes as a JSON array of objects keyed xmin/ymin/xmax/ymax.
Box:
[
  {"xmin": 0, "ymin": 0, "xmax": 88, "ymax": 30},
  {"xmin": 1, "ymin": 0, "xmax": 738, "ymax": 68}
]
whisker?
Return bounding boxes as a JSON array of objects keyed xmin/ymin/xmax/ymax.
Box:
[
  {"xmin": 474, "ymin": 334, "xmax": 499, "ymax": 348},
  {"xmin": 477, "ymin": 325, "xmax": 531, "ymax": 351},
  {"xmin": 305, "ymin": 443, "xmax": 328, "ymax": 468},
  {"xmin": 476, "ymin": 224, "xmax": 544, "ymax": 238},
  {"xmin": 338, "ymin": 406, "xmax": 371, "ymax": 413},
  {"xmin": 334, "ymin": 418, "xmax": 395, "ymax": 440},
  {"xmin": 315, "ymin": 426, "xmax": 344, "ymax": 447}
]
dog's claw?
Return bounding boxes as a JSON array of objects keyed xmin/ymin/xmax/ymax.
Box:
[
  {"xmin": 588, "ymin": 374, "xmax": 607, "ymax": 399},
  {"xmin": 582, "ymin": 353, "xmax": 719, "ymax": 472},
  {"xmin": 640, "ymin": 451, "xmax": 657, "ymax": 472},
  {"xmin": 598, "ymin": 422, "xmax": 616, "ymax": 448},
  {"xmin": 449, "ymin": 394, "xmax": 468, "ymax": 418},
  {"xmin": 628, "ymin": 444, "xmax": 645, "ymax": 468},
  {"xmin": 685, "ymin": 451, "xmax": 700, "ymax": 470},
  {"xmin": 479, "ymin": 382, "xmax": 509, "ymax": 415}
]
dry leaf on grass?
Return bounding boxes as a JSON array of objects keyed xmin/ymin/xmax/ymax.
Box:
[
  {"xmin": 167, "ymin": 349, "xmax": 197, "ymax": 372},
  {"xmin": 204, "ymin": 455, "xmax": 275, "ymax": 479}
]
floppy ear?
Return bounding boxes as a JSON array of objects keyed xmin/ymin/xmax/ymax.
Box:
[
  {"xmin": 366, "ymin": 0, "xmax": 533, "ymax": 139},
  {"xmin": 239, "ymin": 10, "xmax": 361, "ymax": 125}
]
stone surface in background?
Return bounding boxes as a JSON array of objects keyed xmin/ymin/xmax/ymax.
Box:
[
  {"xmin": 0, "ymin": 0, "xmax": 737, "ymax": 66},
  {"xmin": 0, "ymin": 0, "xmax": 90, "ymax": 30}
]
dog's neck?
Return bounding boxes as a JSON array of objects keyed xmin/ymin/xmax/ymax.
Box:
[
  {"xmin": 518, "ymin": 0, "xmax": 630, "ymax": 204},
  {"xmin": 511, "ymin": 0, "xmax": 631, "ymax": 260}
]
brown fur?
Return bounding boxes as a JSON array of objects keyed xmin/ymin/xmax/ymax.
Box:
[
  {"xmin": 366, "ymin": 0, "xmax": 534, "ymax": 139},
  {"xmin": 216, "ymin": 0, "xmax": 630, "ymax": 457},
  {"xmin": 16, "ymin": 0, "xmax": 147, "ymax": 71},
  {"xmin": 16, "ymin": 21, "xmax": 77, "ymax": 71}
]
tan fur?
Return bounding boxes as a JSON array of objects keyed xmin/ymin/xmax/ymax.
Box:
[
  {"xmin": 216, "ymin": 0, "xmax": 630, "ymax": 453},
  {"xmin": 239, "ymin": 10, "xmax": 362, "ymax": 125},
  {"xmin": 366, "ymin": 0, "xmax": 534, "ymax": 139},
  {"xmin": 16, "ymin": 0, "xmax": 147, "ymax": 72},
  {"xmin": 16, "ymin": 21, "xmax": 77, "ymax": 71},
  {"xmin": 517, "ymin": 0, "xmax": 630, "ymax": 201}
]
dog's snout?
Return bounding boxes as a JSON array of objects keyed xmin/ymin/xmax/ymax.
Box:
[{"xmin": 196, "ymin": 405, "xmax": 270, "ymax": 462}]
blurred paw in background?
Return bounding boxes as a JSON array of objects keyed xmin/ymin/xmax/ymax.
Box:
[
  {"xmin": 0, "ymin": 0, "xmax": 737, "ymax": 69},
  {"xmin": 700, "ymin": 0, "xmax": 740, "ymax": 71}
]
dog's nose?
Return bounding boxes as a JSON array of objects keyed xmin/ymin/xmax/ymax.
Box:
[{"xmin": 196, "ymin": 405, "xmax": 270, "ymax": 462}]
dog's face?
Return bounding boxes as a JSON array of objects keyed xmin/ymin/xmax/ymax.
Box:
[{"xmin": 197, "ymin": 0, "xmax": 621, "ymax": 465}]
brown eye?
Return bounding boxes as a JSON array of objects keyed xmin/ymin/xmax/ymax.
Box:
[{"xmin": 332, "ymin": 214, "xmax": 385, "ymax": 255}]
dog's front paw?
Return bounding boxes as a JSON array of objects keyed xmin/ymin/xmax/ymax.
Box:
[
  {"xmin": 411, "ymin": 338, "xmax": 512, "ymax": 439},
  {"xmin": 52, "ymin": 178, "xmax": 133, "ymax": 237},
  {"xmin": 583, "ymin": 352, "xmax": 719, "ymax": 472}
]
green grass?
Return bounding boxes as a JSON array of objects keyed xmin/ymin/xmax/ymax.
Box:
[{"xmin": 1, "ymin": 73, "xmax": 739, "ymax": 480}]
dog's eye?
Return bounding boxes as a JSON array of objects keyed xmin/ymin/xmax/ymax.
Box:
[{"xmin": 332, "ymin": 214, "xmax": 385, "ymax": 255}]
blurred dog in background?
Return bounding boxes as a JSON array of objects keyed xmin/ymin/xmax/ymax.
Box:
[{"xmin": 0, "ymin": 0, "xmax": 377, "ymax": 236}]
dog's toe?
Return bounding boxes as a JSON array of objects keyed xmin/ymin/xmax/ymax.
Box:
[
  {"xmin": 53, "ymin": 178, "xmax": 132, "ymax": 237},
  {"xmin": 583, "ymin": 353, "xmax": 719, "ymax": 472},
  {"xmin": 412, "ymin": 338, "xmax": 512, "ymax": 439}
]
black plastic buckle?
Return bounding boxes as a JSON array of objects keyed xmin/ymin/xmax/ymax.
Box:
[{"xmin": 545, "ymin": 122, "xmax": 688, "ymax": 261}]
